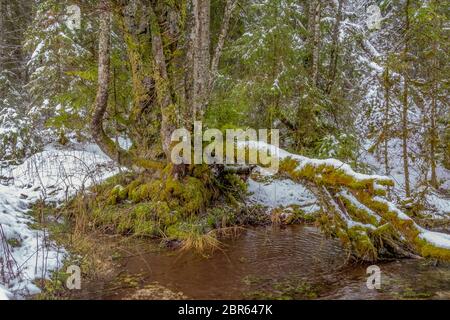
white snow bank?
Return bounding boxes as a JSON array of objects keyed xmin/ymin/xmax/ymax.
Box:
[
  {"xmin": 425, "ymin": 193, "xmax": 450, "ymax": 217},
  {"xmin": 418, "ymin": 228, "xmax": 450, "ymax": 250},
  {"xmin": 0, "ymin": 184, "xmax": 63, "ymax": 298},
  {"xmin": 248, "ymin": 175, "xmax": 318, "ymax": 213},
  {"xmin": 10, "ymin": 144, "xmax": 120, "ymax": 203},
  {"xmin": 0, "ymin": 143, "xmax": 119, "ymax": 299},
  {"xmin": 0, "ymin": 284, "xmax": 11, "ymax": 300}
]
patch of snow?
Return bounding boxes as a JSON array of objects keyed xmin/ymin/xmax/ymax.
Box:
[
  {"xmin": 0, "ymin": 183, "xmax": 63, "ymax": 298},
  {"xmin": 338, "ymin": 190, "xmax": 381, "ymax": 222},
  {"xmin": 11, "ymin": 143, "xmax": 120, "ymax": 203},
  {"xmin": 248, "ymin": 176, "xmax": 317, "ymax": 210},
  {"xmin": 0, "ymin": 143, "xmax": 120, "ymax": 299},
  {"xmin": 0, "ymin": 284, "xmax": 11, "ymax": 300},
  {"xmin": 418, "ymin": 229, "xmax": 450, "ymax": 250},
  {"xmin": 425, "ymin": 193, "xmax": 450, "ymax": 217}
]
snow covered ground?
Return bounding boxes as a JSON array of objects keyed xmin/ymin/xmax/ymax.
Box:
[
  {"xmin": 0, "ymin": 143, "xmax": 118, "ymax": 299},
  {"xmin": 247, "ymin": 167, "xmax": 320, "ymax": 214},
  {"xmin": 0, "ymin": 183, "xmax": 63, "ymax": 299},
  {"xmin": 360, "ymin": 138, "xmax": 450, "ymax": 218}
]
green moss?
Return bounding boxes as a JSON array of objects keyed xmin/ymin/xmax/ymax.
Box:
[
  {"xmin": 339, "ymin": 195, "xmax": 379, "ymax": 226},
  {"xmin": 417, "ymin": 239, "xmax": 450, "ymax": 261},
  {"xmin": 7, "ymin": 238, "xmax": 22, "ymax": 248},
  {"xmin": 373, "ymin": 188, "xmax": 387, "ymax": 197},
  {"xmin": 279, "ymin": 157, "xmax": 299, "ymax": 176},
  {"xmin": 346, "ymin": 226, "xmax": 378, "ymax": 261},
  {"xmin": 162, "ymin": 176, "xmax": 210, "ymax": 215},
  {"xmin": 107, "ymin": 185, "xmax": 127, "ymax": 205},
  {"xmin": 280, "ymin": 205, "xmax": 317, "ymax": 224},
  {"xmin": 127, "ymin": 179, "xmax": 143, "ymax": 198},
  {"xmin": 399, "ymin": 288, "xmax": 433, "ymax": 299},
  {"xmin": 376, "ymin": 179, "xmax": 395, "ymax": 187},
  {"xmin": 280, "ymin": 158, "xmax": 378, "ymax": 192},
  {"xmin": 206, "ymin": 207, "xmax": 236, "ymax": 228}
]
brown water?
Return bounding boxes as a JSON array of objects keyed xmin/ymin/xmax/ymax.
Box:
[{"xmin": 75, "ymin": 225, "xmax": 450, "ymax": 300}]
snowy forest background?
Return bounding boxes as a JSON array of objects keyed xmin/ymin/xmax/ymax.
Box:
[
  {"xmin": 1, "ymin": 0, "xmax": 449, "ymax": 201},
  {"xmin": 0, "ymin": 0, "xmax": 449, "ymax": 299}
]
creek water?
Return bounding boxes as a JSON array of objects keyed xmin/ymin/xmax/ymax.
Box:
[{"xmin": 74, "ymin": 225, "xmax": 450, "ymax": 300}]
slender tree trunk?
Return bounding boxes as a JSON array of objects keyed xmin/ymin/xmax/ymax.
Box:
[
  {"xmin": 383, "ymin": 67, "xmax": 390, "ymax": 175},
  {"xmin": 402, "ymin": 0, "xmax": 411, "ymax": 197},
  {"xmin": 91, "ymin": 2, "xmax": 118, "ymax": 164},
  {"xmin": 191, "ymin": 0, "xmax": 211, "ymax": 122},
  {"xmin": 210, "ymin": 0, "xmax": 236, "ymax": 90},
  {"xmin": 326, "ymin": 0, "xmax": 343, "ymax": 94},
  {"xmin": 308, "ymin": 0, "xmax": 322, "ymax": 85},
  {"xmin": 429, "ymin": 11, "xmax": 439, "ymax": 189},
  {"xmin": 430, "ymin": 79, "xmax": 438, "ymax": 188}
]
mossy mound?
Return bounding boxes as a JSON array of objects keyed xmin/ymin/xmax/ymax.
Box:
[{"xmin": 65, "ymin": 165, "xmax": 253, "ymax": 253}]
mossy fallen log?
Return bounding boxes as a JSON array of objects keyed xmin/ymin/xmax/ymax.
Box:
[{"xmin": 241, "ymin": 141, "xmax": 450, "ymax": 261}]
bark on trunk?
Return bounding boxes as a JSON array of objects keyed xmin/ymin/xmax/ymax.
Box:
[
  {"xmin": 430, "ymin": 81, "xmax": 438, "ymax": 188},
  {"xmin": 149, "ymin": 4, "xmax": 177, "ymax": 160},
  {"xmin": 326, "ymin": 0, "xmax": 343, "ymax": 93},
  {"xmin": 210, "ymin": 0, "xmax": 236, "ymax": 90},
  {"xmin": 383, "ymin": 67, "xmax": 390, "ymax": 175},
  {"xmin": 402, "ymin": 0, "xmax": 411, "ymax": 197},
  {"xmin": 191, "ymin": 0, "xmax": 211, "ymax": 122},
  {"xmin": 308, "ymin": 0, "xmax": 322, "ymax": 85},
  {"xmin": 119, "ymin": 2, "xmax": 161, "ymax": 159},
  {"xmin": 429, "ymin": 26, "xmax": 439, "ymax": 189},
  {"xmin": 91, "ymin": 1, "xmax": 163, "ymax": 171}
]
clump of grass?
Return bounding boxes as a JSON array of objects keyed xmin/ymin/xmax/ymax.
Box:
[{"xmin": 181, "ymin": 230, "xmax": 221, "ymax": 256}]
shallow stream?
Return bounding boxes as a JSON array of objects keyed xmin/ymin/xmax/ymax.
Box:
[{"xmin": 73, "ymin": 225, "xmax": 450, "ymax": 300}]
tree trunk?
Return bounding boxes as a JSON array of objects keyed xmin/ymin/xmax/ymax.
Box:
[
  {"xmin": 429, "ymin": 16, "xmax": 439, "ymax": 189},
  {"xmin": 401, "ymin": 0, "xmax": 411, "ymax": 197},
  {"xmin": 430, "ymin": 79, "xmax": 438, "ymax": 188},
  {"xmin": 308, "ymin": 0, "xmax": 322, "ymax": 85},
  {"xmin": 210, "ymin": 0, "xmax": 236, "ymax": 90},
  {"xmin": 148, "ymin": 3, "xmax": 177, "ymax": 160},
  {"xmin": 191, "ymin": 0, "xmax": 211, "ymax": 122},
  {"xmin": 91, "ymin": 0, "xmax": 232, "ymax": 170},
  {"xmin": 383, "ymin": 67, "xmax": 390, "ymax": 175},
  {"xmin": 119, "ymin": 2, "xmax": 161, "ymax": 159},
  {"xmin": 326, "ymin": 0, "xmax": 343, "ymax": 94},
  {"xmin": 91, "ymin": 1, "xmax": 163, "ymax": 171},
  {"xmin": 91, "ymin": 1, "xmax": 129, "ymax": 166}
]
